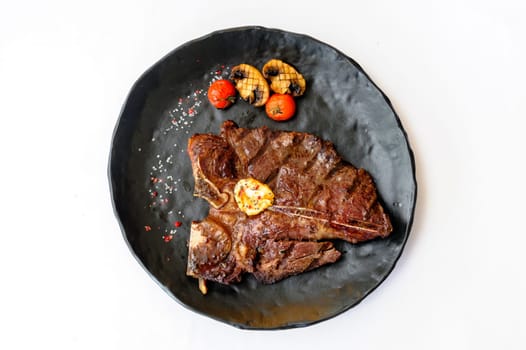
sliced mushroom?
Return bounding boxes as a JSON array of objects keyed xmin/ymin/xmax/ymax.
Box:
[
  {"xmin": 230, "ymin": 64, "xmax": 270, "ymax": 107},
  {"xmin": 262, "ymin": 59, "xmax": 306, "ymax": 97}
]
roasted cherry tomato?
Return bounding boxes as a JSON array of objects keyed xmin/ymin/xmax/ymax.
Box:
[
  {"xmin": 265, "ymin": 93, "xmax": 296, "ymax": 121},
  {"xmin": 207, "ymin": 79, "xmax": 236, "ymax": 109}
]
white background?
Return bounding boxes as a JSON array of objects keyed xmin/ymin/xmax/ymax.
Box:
[{"xmin": 1, "ymin": 0, "xmax": 525, "ymax": 349}]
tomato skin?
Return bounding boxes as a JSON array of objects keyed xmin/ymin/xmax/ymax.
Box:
[
  {"xmin": 207, "ymin": 79, "xmax": 236, "ymax": 109},
  {"xmin": 265, "ymin": 93, "xmax": 296, "ymax": 121}
]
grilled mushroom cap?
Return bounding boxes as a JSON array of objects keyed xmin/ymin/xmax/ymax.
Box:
[
  {"xmin": 230, "ymin": 64, "xmax": 270, "ymax": 107},
  {"xmin": 262, "ymin": 59, "xmax": 306, "ymax": 97}
]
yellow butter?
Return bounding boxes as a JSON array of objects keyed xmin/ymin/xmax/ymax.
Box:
[{"xmin": 234, "ymin": 178, "xmax": 274, "ymax": 216}]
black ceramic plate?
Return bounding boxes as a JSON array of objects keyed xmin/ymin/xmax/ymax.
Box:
[{"xmin": 109, "ymin": 26, "xmax": 416, "ymax": 329}]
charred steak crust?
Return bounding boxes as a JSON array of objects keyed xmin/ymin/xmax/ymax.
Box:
[{"xmin": 186, "ymin": 120, "xmax": 392, "ymax": 286}]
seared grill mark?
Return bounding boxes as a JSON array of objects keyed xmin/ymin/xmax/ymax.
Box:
[
  {"xmin": 222, "ymin": 123, "xmax": 249, "ymax": 143},
  {"xmin": 245, "ymin": 130, "xmax": 277, "ymax": 173},
  {"xmin": 247, "ymin": 132, "xmax": 295, "ymax": 182},
  {"xmin": 285, "ymin": 134, "xmax": 322, "ymax": 170},
  {"xmin": 231, "ymin": 128, "xmax": 271, "ymax": 172}
]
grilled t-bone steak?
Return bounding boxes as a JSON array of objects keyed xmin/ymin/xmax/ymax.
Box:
[{"xmin": 186, "ymin": 120, "xmax": 392, "ymax": 289}]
